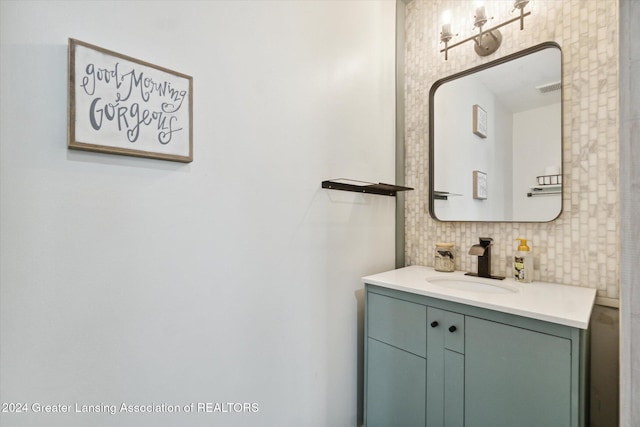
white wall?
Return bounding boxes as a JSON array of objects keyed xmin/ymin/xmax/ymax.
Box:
[
  {"xmin": 432, "ymin": 75, "xmax": 510, "ymax": 221},
  {"xmin": 512, "ymin": 103, "xmax": 562, "ymax": 221},
  {"xmin": 0, "ymin": 1, "xmax": 397, "ymax": 426}
]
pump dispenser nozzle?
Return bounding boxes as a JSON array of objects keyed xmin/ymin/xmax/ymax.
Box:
[{"xmin": 516, "ymin": 238, "xmax": 530, "ymax": 252}]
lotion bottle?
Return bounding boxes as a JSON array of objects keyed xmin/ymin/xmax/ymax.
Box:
[{"xmin": 514, "ymin": 238, "xmax": 533, "ymax": 283}]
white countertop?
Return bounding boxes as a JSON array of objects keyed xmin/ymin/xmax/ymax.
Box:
[{"xmin": 362, "ymin": 265, "xmax": 596, "ymax": 329}]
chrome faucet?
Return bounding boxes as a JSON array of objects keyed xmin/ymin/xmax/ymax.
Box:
[{"xmin": 466, "ymin": 237, "xmax": 505, "ymax": 280}]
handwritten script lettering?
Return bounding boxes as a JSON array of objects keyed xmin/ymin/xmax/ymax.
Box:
[{"xmin": 79, "ymin": 61, "xmax": 187, "ymax": 145}]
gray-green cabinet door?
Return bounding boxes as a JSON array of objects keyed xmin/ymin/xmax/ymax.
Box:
[
  {"xmin": 367, "ymin": 292, "xmax": 427, "ymax": 357},
  {"xmin": 444, "ymin": 350, "xmax": 464, "ymax": 427},
  {"xmin": 465, "ymin": 317, "xmax": 572, "ymax": 427},
  {"xmin": 427, "ymin": 308, "xmax": 464, "ymax": 427},
  {"xmin": 444, "ymin": 311, "xmax": 464, "ymax": 354},
  {"xmin": 366, "ymin": 338, "xmax": 426, "ymax": 427},
  {"xmin": 427, "ymin": 308, "xmax": 445, "ymax": 427}
]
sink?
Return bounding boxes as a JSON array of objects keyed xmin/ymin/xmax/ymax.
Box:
[{"xmin": 426, "ymin": 277, "xmax": 519, "ymax": 294}]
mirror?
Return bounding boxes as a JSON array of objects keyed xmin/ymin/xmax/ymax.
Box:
[{"xmin": 429, "ymin": 42, "xmax": 562, "ymax": 222}]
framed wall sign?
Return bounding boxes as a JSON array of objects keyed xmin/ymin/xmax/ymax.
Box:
[
  {"xmin": 472, "ymin": 104, "xmax": 487, "ymax": 138},
  {"xmin": 68, "ymin": 39, "xmax": 193, "ymax": 163},
  {"xmin": 473, "ymin": 170, "xmax": 488, "ymax": 199}
]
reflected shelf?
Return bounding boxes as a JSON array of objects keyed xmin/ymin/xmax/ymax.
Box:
[
  {"xmin": 433, "ymin": 190, "xmax": 463, "ymax": 200},
  {"xmin": 527, "ymin": 184, "xmax": 562, "ymax": 197}
]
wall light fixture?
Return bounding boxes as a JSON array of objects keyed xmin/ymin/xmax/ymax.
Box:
[{"xmin": 440, "ymin": 1, "xmax": 531, "ymax": 60}]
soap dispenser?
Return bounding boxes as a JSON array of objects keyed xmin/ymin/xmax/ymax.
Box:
[{"xmin": 514, "ymin": 238, "xmax": 533, "ymax": 283}]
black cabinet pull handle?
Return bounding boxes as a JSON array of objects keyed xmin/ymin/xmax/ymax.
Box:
[
  {"xmin": 448, "ymin": 325, "xmax": 457, "ymax": 333},
  {"xmin": 430, "ymin": 321, "xmax": 439, "ymax": 328}
]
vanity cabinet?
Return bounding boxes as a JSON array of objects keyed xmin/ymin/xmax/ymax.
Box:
[{"xmin": 364, "ymin": 285, "xmax": 587, "ymax": 427}]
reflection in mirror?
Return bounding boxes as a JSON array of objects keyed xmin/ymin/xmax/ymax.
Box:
[{"xmin": 429, "ymin": 43, "xmax": 562, "ymax": 222}]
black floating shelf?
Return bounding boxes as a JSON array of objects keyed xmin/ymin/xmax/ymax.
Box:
[{"xmin": 322, "ymin": 179, "xmax": 413, "ymax": 197}]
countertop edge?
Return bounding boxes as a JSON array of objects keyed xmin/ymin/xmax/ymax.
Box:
[{"xmin": 362, "ymin": 266, "xmax": 597, "ymax": 330}]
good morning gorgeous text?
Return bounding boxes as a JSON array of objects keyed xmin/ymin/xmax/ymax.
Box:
[{"xmin": 79, "ymin": 62, "xmax": 188, "ymax": 145}]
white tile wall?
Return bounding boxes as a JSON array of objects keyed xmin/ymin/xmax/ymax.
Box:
[{"xmin": 404, "ymin": 0, "xmax": 619, "ymax": 299}]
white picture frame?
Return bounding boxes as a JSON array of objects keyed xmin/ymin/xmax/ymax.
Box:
[
  {"xmin": 68, "ymin": 39, "xmax": 193, "ymax": 163},
  {"xmin": 472, "ymin": 104, "xmax": 487, "ymax": 138},
  {"xmin": 473, "ymin": 170, "xmax": 488, "ymax": 199}
]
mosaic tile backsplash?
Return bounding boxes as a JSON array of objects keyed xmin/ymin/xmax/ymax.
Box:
[{"xmin": 404, "ymin": 0, "xmax": 619, "ymax": 300}]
